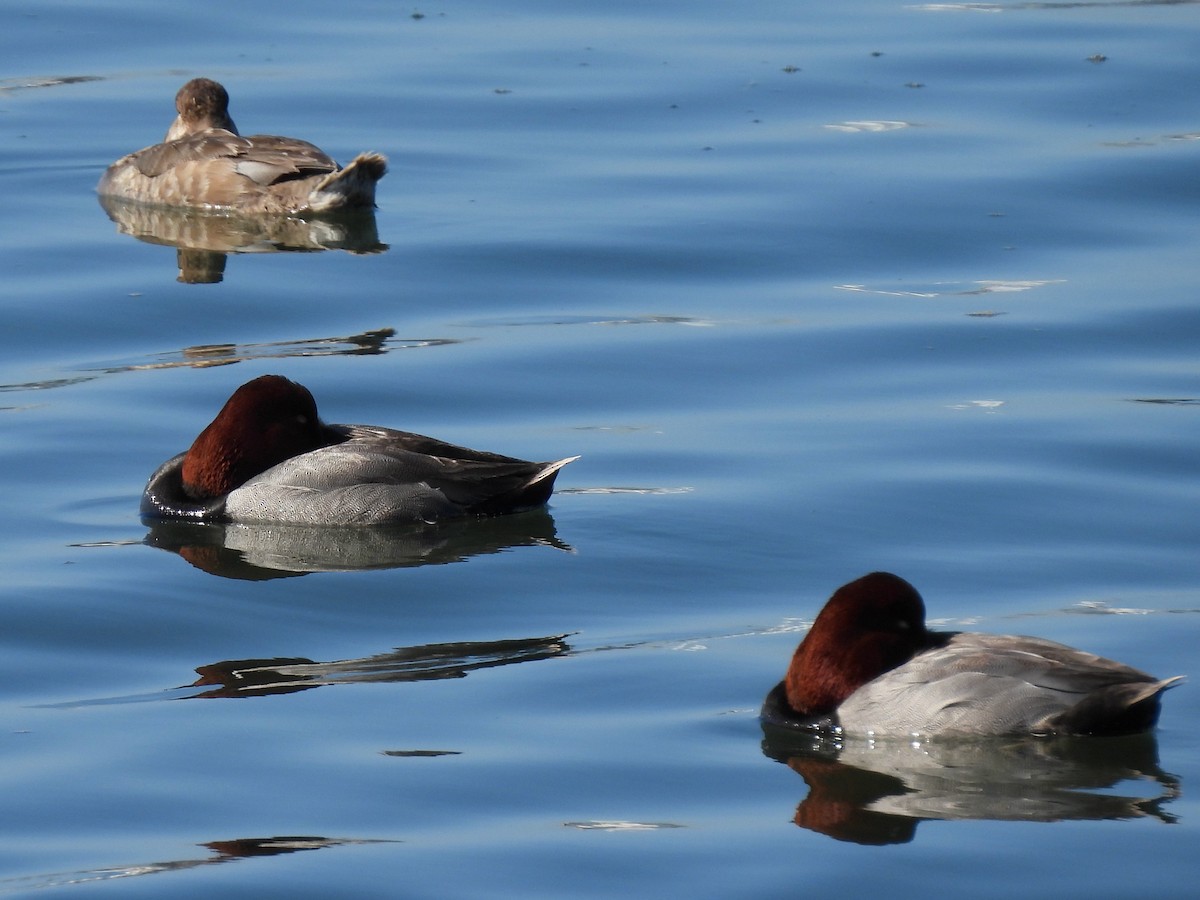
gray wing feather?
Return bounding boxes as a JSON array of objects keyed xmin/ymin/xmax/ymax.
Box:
[
  {"xmin": 222, "ymin": 426, "xmax": 577, "ymax": 525},
  {"xmin": 836, "ymin": 633, "xmax": 1175, "ymax": 736}
]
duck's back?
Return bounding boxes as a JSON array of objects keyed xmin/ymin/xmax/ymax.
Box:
[
  {"xmin": 222, "ymin": 425, "xmax": 576, "ymax": 525},
  {"xmin": 836, "ymin": 632, "xmax": 1180, "ymax": 736},
  {"xmin": 99, "ymin": 131, "xmax": 343, "ymax": 210}
]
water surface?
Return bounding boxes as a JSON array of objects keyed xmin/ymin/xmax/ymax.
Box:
[{"xmin": 2, "ymin": 0, "xmax": 1199, "ymax": 896}]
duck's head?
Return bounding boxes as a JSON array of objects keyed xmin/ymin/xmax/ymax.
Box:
[
  {"xmin": 180, "ymin": 375, "xmax": 330, "ymax": 501},
  {"xmin": 783, "ymin": 572, "xmax": 930, "ymax": 716},
  {"xmin": 165, "ymin": 77, "xmax": 239, "ymax": 141}
]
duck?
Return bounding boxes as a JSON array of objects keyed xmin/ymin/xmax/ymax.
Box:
[
  {"xmin": 762, "ymin": 572, "xmax": 1183, "ymax": 737},
  {"xmin": 98, "ymin": 78, "xmax": 386, "ymax": 215},
  {"xmin": 141, "ymin": 375, "xmax": 578, "ymax": 526}
]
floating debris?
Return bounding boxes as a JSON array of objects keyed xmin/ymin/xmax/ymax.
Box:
[
  {"xmin": 382, "ymin": 750, "xmax": 462, "ymax": 758},
  {"xmin": 824, "ymin": 120, "xmax": 914, "ymax": 133},
  {"xmin": 947, "ymin": 400, "xmax": 1005, "ymax": 411},
  {"xmin": 564, "ymin": 821, "xmax": 686, "ymax": 832}
]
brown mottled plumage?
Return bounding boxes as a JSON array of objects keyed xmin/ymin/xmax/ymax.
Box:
[{"xmin": 98, "ymin": 78, "xmax": 387, "ymax": 214}]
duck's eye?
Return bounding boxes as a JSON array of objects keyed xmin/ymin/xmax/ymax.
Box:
[{"xmin": 295, "ymin": 415, "xmax": 309, "ymax": 425}]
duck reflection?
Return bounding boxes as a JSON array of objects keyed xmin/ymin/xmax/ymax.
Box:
[
  {"xmin": 98, "ymin": 194, "xmax": 387, "ymax": 283},
  {"xmin": 187, "ymin": 633, "xmax": 571, "ymax": 699},
  {"xmin": 0, "ymin": 328, "xmax": 454, "ymax": 394},
  {"xmin": 761, "ymin": 726, "xmax": 1180, "ymax": 845},
  {"xmin": 2, "ymin": 836, "xmax": 394, "ymax": 891},
  {"xmin": 143, "ymin": 508, "xmax": 572, "ymax": 579}
]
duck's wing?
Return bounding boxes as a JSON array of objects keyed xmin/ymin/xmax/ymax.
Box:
[
  {"xmin": 132, "ymin": 131, "xmax": 339, "ymax": 183},
  {"xmin": 837, "ymin": 633, "xmax": 1180, "ymax": 736},
  {"xmin": 330, "ymin": 425, "xmax": 550, "ymax": 465},
  {"xmin": 224, "ymin": 134, "xmax": 340, "ymax": 185},
  {"xmin": 922, "ymin": 633, "xmax": 1160, "ymax": 693},
  {"xmin": 132, "ymin": 130, "xmax": 245, "ymax": 178},
  {"xmin": 331, "ymin": 425, "xmax": 578, "ymax": 512},
  {"xmin": 224, "ymin": 426, "xmax": 577, "ymax": 524}
]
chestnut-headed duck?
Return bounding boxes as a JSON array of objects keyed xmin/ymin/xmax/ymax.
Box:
[
  {"xmin": 141, "ymin": 375, "xmax": 578, "ymax": 526},
  {"xmin": 98, "ymin": 78, "xmax": 386, "ymax": 215},
  {"xmin": 762, "ymin": 572, "xmax": 1182, "ymax": 737}
]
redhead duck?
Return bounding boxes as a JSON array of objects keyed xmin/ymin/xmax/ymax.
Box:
[
  {"xmin": 141, "ymin": 375, "xmax": 578, "ymax": 525},
  {"xmin": 762, "ymin": 572, "xmax": 1182, "ymax": 737},
  {"xmin": 98, "ymin": 78, "xmax": 386, "ymax": 214}
]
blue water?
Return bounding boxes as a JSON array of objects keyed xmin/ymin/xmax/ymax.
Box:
[{"xmin": 2, "ymin": 0, "xmax": 1199, "ymax": 896}]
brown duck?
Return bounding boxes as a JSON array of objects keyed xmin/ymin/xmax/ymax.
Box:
[{"xmin": 98, "ymin": 78, "xmax": 387, "ymax": 215}]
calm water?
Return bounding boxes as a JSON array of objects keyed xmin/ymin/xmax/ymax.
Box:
[{"xmin": 2, "ymin": 0, "xmax": 1199, "ymax": 896}]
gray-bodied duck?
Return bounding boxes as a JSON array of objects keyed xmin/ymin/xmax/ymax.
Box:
[
  {"xmin": 98, "ymin": 78, "xmax": 386, "ymax": 215},
  {"xmin": 141, "ymin": 375, "xmax": 579, "ymax": 526},
  {"xmin": 762, "ymin": 572, "xmax": 1183, "ymax": 737}
]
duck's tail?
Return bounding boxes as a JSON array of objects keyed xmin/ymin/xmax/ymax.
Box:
[
  {"xmin": 1039, "ymin": 675, "xmax": 1185, "ymax": 736},
  {"xmin": 529, "ymin": 456, "xmax": 581, "ymax": 487},
  {"xmin": 513, "ymin": 456, "xmax": 581, "ymax": 511},
  {"xmin": 468, "ymin": 456, "xmax": 581, "ymax": 517},
  {"xmin": 308, "ymin": 152, "xmax": 388, "ymax": 211}
]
